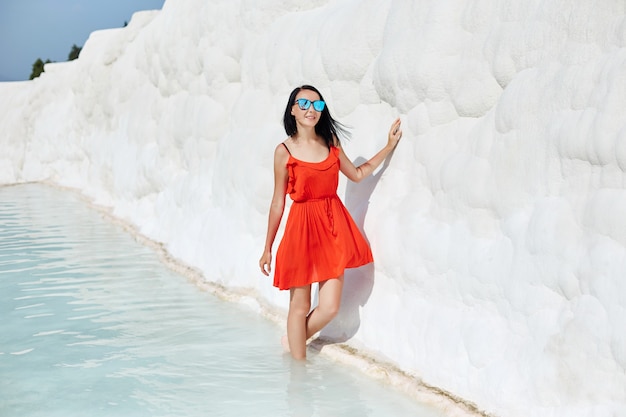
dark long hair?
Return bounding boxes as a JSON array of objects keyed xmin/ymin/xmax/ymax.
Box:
[{"xmin": 283, "ymin": 85, "xmax": 350, "ymax": 148}]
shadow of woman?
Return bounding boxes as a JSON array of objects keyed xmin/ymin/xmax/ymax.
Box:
[{"xmin": 315, "ymin": 151, "xmax": 395, "ymax": 345}]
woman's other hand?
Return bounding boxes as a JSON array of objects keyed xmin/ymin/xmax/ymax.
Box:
[
  {"xmin": 259, "ymin": 251, "xmax": 272, "ymax": 276},
  {"xmin": 387, "ymin": 118, "xmax": 402, "ymax": 149}
]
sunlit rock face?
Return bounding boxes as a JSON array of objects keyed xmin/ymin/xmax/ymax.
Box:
[{"xmin": 1, "ymin": 1, "xmax": 625, "ymax": 416}]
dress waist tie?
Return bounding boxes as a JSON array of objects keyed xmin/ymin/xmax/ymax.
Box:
[{"xmin": 293, "ymin": 195, "xmax": 337, "ymax": 236}]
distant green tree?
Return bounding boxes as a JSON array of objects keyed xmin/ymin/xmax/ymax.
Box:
[
  {"xmin": 28, "ymin": 42, "xmax": 81, "ymax": 80},
  {"xmin": 68, "ymin": 44, "xmax": 82, "ymax": 61},
  {"xmin": 29, "ymin": 58, "xmax": 52, "ymax": 80}
]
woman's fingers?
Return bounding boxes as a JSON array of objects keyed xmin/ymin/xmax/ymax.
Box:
[
  {"xmin": 392, "ymin": 117, "xmax": 401, "ymax": 133},
  {"xmin": 259, "ymin": 256, "xmax": 271, "ymax": 276},
  {"xmin": 389, "ymin": 118, "xmax": 402, "ymax": 145}
]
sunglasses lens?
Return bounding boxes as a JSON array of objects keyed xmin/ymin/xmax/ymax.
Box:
[
  {"xmin": 296, "ymin": 99, "xmax": 311, "ymax": 110},
  {"xmin": 313, "ymin": 100, "xmax": 325, "ymax": 111},
  {"xmin": 295, "ymin": 98, "xmax": 325, "ymax": 111}
]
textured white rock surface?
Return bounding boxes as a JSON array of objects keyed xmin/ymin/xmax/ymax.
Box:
[{"xmin": 1, "ymin": 1, "xmax": 625, "ymax": 416}]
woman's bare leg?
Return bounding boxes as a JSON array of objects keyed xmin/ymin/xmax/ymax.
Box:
[
  {"xmin": 287, "ymin": 285, "xmax": 312, "ymax": 360},
  {"xmin": 305, "ymin": 275, "xmax": 344, "ymax": 339}
]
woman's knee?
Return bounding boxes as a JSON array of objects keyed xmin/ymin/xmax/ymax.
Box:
[
  {"xmin": 289, "ymin": 286, "xmax": 312, "ymax": 316},
  {"xmin": 289, "ymin": 303, "xmax": 311, "ymax": 318},
  {"xmin": 318, "ymin": 276, "xmax": 343, "ymax": 319},
  {"xmin": 289, "ymin": 298, "xmax": 311, "ymax": 317},
  {"xmin": 317, "ymin": 299, "xmax": 340, "ymax": 319},
  {"xmin": 326, "ymin": 302, "xmax": 341, "ymax": 319}
]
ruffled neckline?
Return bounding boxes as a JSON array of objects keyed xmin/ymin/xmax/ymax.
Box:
[
  {"xmin": 285, "ymin": 146, "xmax": 339, "ymax": 195},
  {"xmin": 286, "ymin": 146, "xmax": 338, "ymax": 169}
]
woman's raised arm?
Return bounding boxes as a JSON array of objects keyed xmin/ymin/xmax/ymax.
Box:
[{"xmin": 338, "ymin": 118, "xmax": 402, "ymax": 182}]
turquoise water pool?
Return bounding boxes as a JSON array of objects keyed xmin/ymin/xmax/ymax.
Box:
[{"xmin": 0, "ymin": 184, "xmax": 446, "ymax": 417}]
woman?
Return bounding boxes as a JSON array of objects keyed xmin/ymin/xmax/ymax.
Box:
[{"xmin": 259, "ymin": 85, "xmax": 402, "ymax": 360}]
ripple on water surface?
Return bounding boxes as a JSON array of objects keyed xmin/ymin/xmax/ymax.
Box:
[{"xmin": 0, "ymin": 184, "xmax": 446, "ymax": 417}]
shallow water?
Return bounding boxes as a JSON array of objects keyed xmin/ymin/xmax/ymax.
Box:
[{"xmin": 0, "ymin": 184, "xmax": 446, "ymax": 417}]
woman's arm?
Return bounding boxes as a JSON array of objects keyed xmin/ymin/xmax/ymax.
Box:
[
  {"xmin": 259, "ymin": 143, "xmax": 290, "ymax": 276},
  {"xmin": 338, "ymin": 118, "xmax": 402, "ymax": 183}
]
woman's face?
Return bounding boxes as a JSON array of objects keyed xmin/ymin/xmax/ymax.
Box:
[{"xmin": 291, "ymin": 89, "xmax": 323, "ymax": 130}]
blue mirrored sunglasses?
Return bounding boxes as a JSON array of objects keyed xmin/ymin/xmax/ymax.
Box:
[{"xmin": 294, "ymin": 98, "xmax": 326, "ymax": 112}]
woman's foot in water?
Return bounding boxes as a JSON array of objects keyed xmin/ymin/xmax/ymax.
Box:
[{"xmin": 281, "ymin": 335, "xmax": 290, "ymax": 352}]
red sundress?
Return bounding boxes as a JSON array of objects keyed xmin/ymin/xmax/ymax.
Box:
[{"xmin": 273, "ymin": 146, "xmax": 373, "ymax": 290}]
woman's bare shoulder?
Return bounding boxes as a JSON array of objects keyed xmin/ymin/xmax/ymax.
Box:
[{"xmin": 274, "ymin": 139, "xmax": 291, "ymax": 162}]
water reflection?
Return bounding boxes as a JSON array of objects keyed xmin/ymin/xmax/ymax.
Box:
[
  {"xmin": 0, "ymin": 184, "xmax": 445, "ymax": 417},
  {"xmin": 286, "ymin": 357, "xmax": 373, "ymax": 417}
]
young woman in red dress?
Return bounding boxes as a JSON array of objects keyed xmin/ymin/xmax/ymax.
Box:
[{"xmin": 260, "ymin": 85, "xmax": 402, "ymax": 360}]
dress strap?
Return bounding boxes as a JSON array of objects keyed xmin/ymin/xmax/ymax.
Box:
[{"xmin": 282, "ymin": 142, "xmax": 291, "ymax": 155}]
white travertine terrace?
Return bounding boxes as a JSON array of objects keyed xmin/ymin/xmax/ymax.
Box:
[{"xmin": 1, "ymin": 1, "xmax": 625, "ymax": 416}]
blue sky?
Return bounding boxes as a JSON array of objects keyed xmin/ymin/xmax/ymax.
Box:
[{"xmin": 0, "ymin": 0, "xmax": 165, "ymax": 81}]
